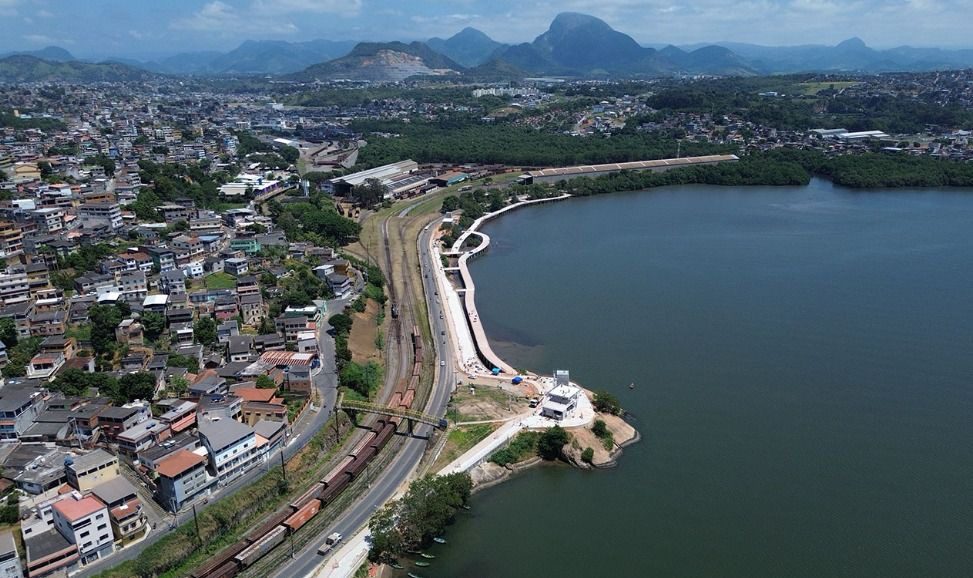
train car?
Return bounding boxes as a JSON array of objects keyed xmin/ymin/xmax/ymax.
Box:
[
  {"xmin": 372, "ymin": 424, "xmax": 395, "ymax": 449},
  {"xmin": 323, "ymin": 456, "xmax": 354, "ymax": 483},
  {"xmin": 350, "ymin": 447, "xmax": 379, "ymax": 477},
  {"xmin": 349, "ymin": 431, "xmax": 377, "ymax": 456},
  {"xmin": 319, "ymin": 474, "xmax": 350, "ymax": 503},
  {"xmin": 387, "ymin": 391, "xmax": 403, "ymax": 407},
  {"xmin": 246, "ymin": 509, "xmax": 291, "ymax": 544},
  {"xmin": 190, "ymin": 540, "xmax": 249, "ymax": 578},
  {"xmin": 290, "ymin": 483, "xmax": 324, "ymax": 510},
  {"xmin": 235, "ymin": 525, "xmax": 288, "ymax": 568},
  {"xmin": 412, "ymin": 361, "xmax": 422, "ymax": 377},
  {"xmin": 284, "ymin": 499, "xmax": 321, "ymax": 532},
  {"xmin": 408, "ymin": 375, "xmax": 420, "ymax": 391},
  {"xmin": 400, "ymin": 389, "xmax": 416, "ymax": 409},
  {"xmin": 209, "ymin": 562, "xmax": 240, "ymax": 578}
]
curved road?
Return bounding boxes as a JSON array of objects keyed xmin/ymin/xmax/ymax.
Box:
[{"xmin": 271, "ymin": 217, "xmax": 455, "ymax": 578}]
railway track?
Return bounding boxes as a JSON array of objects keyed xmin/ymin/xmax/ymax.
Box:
[{"xmin": 191, "ymin": 210, "xmax": 428, "ymax": 578}]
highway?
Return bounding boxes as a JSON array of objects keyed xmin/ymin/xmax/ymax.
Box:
[{"xmin": 271, "ymin": 214, "xmax": 454, "ymax": 578}]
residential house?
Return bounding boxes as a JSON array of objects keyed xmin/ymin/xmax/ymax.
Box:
[
  {"xmin": 0, "ymin": 387, "xmax": 45, "ymax": 441},
  {"xmin": 65, "ymin": 449, "xmax": 119, "ymax": 493},
  {"xmin": 116, "ymin": 419, "xmax": 171, "ymax": 456},
  {"xmin": 51, "ymin": 493, "xmax": 115, "ymax": 565},
  {"xmin": 159, "ymin": 270, "xmax": 186, "ymax": 295},
  {"xmin": 238, "ymin": 294, "xmax": 264, "ymax": 326},
  {"xmin": 90, "ymin": 478, "xmax": 147, "ymax": 544},
  {"xmin": 198, "ymin": 417, "xmax": 260, "ymax": 486},
  {"xmin": 0, "ymin": 530, "xmax": 23, "ymax": 578},
  {"xmin": 224, "ymin": 258, "xmax": 248, "ymax": 277},
  {"xmin": 154, "ymin": 449, "xmax": 213, "ymax": 512},
  {"xmin": 27, "ymin": 353, "xmax": 64, "ymax": 381}
]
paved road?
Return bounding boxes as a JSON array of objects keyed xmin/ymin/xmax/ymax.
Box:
[
  {"xmin": 76, "ymin": 297, "xmax": 349, "ymax": 577},
  {"xmin": 272, "ymin": 217, "xmax": 455, "ymax": 578}
]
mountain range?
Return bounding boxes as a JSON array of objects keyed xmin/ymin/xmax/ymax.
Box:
[{"xmin": 4, "ymin": 12, "xmax": 973, "ymax": 83}]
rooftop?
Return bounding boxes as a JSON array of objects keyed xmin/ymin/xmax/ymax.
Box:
[
  {"xmin": 155, "ymin": 448, "xmax": 207, "ymax": 478},
  {"xmin": 52, "ymin": 493, "xmax": 106, "ymax": 523}
]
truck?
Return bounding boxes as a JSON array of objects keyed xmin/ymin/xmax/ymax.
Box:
[{"xmin": 318, "ymin": 532, "xmax": 343, "ymax": 556}]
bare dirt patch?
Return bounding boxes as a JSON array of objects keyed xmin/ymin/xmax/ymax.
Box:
[
  {"xmin": 447, "ymin": 384, "xmax": 524, "ymax": 422},
  {"xmin": 348, "ymin": 299, "xmax": 386, "ymax": 364}
]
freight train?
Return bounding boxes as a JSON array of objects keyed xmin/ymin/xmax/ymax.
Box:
[{"xmin": 191, "ymin": 326, "xmax": 426, "ymax": 578}]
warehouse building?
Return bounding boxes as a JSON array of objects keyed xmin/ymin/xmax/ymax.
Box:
[{"xmin": 517, "ymin": 154, "xmax": 739, "ymax": 185}]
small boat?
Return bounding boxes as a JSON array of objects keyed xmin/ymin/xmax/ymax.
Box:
[
  {"xmin": 629, "ymin": 382, "xmax": 635, "ymax": 390},
  {"xmin": 461, "ymin": 504, "xmax": 471, "ymax": 510},
  {"xmin": 391, "ymin": 562, "xmax": 404, "ymax": 569},
  {"xmin": 433, "ymin": 536, "xmax": 446, "ymax": 544},
  {"xmin": 408, "ymin": 573, "xmax": 424, "ymax": 578},
  {"xmin": 415, "ymin": 561, "xmax": 431, "ymax": 568},
  {"xmin": 420, "ymin": 552, "xmax": 436, "ymax": 559}
]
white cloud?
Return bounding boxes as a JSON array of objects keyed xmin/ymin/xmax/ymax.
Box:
[
  {"xmin": 37, "ymin": 8, "xmax": 53, "ymax": 18},
  {"xmin": 23, "ymin": 33, "xmax": 55, "ymax": 45},
  {"xmin": 171, "ymin": 1, "xmax": 299, "ymax": 35}
]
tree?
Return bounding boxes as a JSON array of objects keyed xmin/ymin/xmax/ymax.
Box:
[
  {"xmin": 0, "ymin": 317, "xmax": 17, "ymax": 347},
  {"xmin": 167, "ymin": 353, "xmax": 199, "ymax": 373},
  {"xmin": 2, "ymin": 337, "xmax": 42, "ymax": 378},
  {"xmin": 581, "ymin": 447, "xmax": 595, "ymax": 464},
  {"xmin": 537, "ymin": 425, "xmax": 569, "ymax": 460},
  {"xmin": 256, "ymin": 375, "xmax": 276, "ymax": 389},
  {"xmin": 351, "ymin": 178, "xmax": 386, "ymax": 207},
  {"xmin": 52, "ymin": 368, "xmax": 118, "ymax": 397},
  {"xmin": 592, "ymin": 390, "xmax": 622, "ymax": 415},
  {"xmin": 592, "ymin": 419, "xmax": 608, "ymax": 438},
  {"xmin": 328, "ymin": 313, "xmax": 353, "ymax": 336},
  {"xmin": 117, "ymin": 372, "xmax": 156, "ymax": 403},
  {"xmin": 141, "ymin": 311, "xmax": 166, "ymax": 342},
  {"xmin": 89, "ymin": 304, "xmax": 124, "ymax": 358},
  {"xmin": 194, "ymin": 316, "xmax": 217, "ymax": 347},
  {"xmin": 257, "ymin": 317, "xmax": 276, "ymax": 335}
]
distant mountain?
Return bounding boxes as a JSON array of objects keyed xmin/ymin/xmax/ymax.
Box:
[
  {"xmin": 0, "ymin": 46, "xmax": 74, "ymax": 62},
  {"xmin": 0, "ymin": 55, "xmax": 155, "ymax": 83},
  {"xmin": 708, "ymin": 38, "xmax": 973, "ymax": 73},
  {"xmin": 427, "ymin": 27, "xmax": 504, "ymax": 67},
  {"xmin": 290, "ymin": 42, "xmax": 464, "ymax": 82},
  {"xmin": 487, "ymin": 12, "xmax": 755, "ymax": 77},
  {"xmin": 144, "ymin": 39, "xmax": 356, "ymax": 75}
]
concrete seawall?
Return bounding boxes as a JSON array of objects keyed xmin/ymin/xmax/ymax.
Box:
[{"xmin": 443, "ymin": 194, "xmax": 571, "ymax": 375}]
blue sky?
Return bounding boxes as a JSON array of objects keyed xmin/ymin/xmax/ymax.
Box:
[{"xmin": 2, "ymin": 0, "xmax": 970, "ymax": 59}]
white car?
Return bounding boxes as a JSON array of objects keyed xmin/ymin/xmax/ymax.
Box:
[{"xmin": 440, "ymin": 360, "xmax": 446, "ymax": 366}]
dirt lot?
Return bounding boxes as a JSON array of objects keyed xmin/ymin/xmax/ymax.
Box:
[
  {"xmin": 447, "ymin": 384, "xmax": 525, "ymax": 423},
  {"xmin": 567, "ymin": 412, "xmax": 638, "ymax": 467},
  {"xmin": 348, "ymin": 299, "xmax": 386, "ymax": 364}
]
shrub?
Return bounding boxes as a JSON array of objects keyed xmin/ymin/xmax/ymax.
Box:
[{"xmin": 581, "ymin": 447, "xmax": 594, "ymax": 464}]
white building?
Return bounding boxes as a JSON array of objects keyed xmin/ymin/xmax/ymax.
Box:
[
  {"xmin": 198, "ymin": 417, "xmax": 260, "ymax": 485},
  {"xmin": 541, "ymin": 384, "xmax": 581, "ymax": 421},
  {"xmin": 51, "ymin": 493, "xmax": 115, "ymax": 566}
]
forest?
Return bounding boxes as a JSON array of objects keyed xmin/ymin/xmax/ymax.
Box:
[{"xmin": 352, "ymin": 118, "xmax": 730, "ymax": 168}]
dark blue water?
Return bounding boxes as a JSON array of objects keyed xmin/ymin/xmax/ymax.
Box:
[{"xmin": 430, "ymin": 179, "xmax": 973, "ymax": 577}]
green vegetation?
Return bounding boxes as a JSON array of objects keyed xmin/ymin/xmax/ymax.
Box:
[
  {"xmin": 592, "ymin": 390, "xmax": 622, "ymax": 415},
  {"xmin": 0, "ymin": 318, "xmax": 17, "ymax": 347},
  {"xmin": 256, "ymin": 374, "xmax": 276, "ymax": 389},
  {"xmin": 51, "ymin": 369, "xmax": 155, "ymax": 403},
  {"xmin": 204, "ymin": 272, "xmax": 237, "ymax": 290},
  {"xmin": 489, "ymin": 431, "xmax": 541, "ymax": 466},
  {"xmin": 368, "ymin": 473, "xmax": 473, "ymax": 564},
  {"xmin": 84, "ymin": 153, "xmax": 116, "ymax": 176},
  {"xmin": 581, "ymin": 447, "xmax": 595, "ymax": 464},
  {"xmin": 135, "ymin": 159, "xmax": 240, "ymax": 215},
  {"xmin": 193, "ymin": 316, "xmax": 217, "ymax": 347},
  {"xmin": 592, "ymin": 419, "xmax": 614, "ymax": 452},
  {"xmin": 537, "ymin": 425, "xmax": 570, "ymax": 460},
  {"xmin": 353, "ymin": 118, "xmax": 728, "ymax": 168},
  {"xmin": 1, "ymin": 337, "xmax": 41, "ymax": 377},
  {"xmin": 89, "ymin": 303, "xmax": 128, "ymax": 361},
  {"xmin": 0, "ymin": 493, "xmax": 18, "ymax": 524},
  {"xmin": 166, "ymin": 353, "xmax": 199, "ymax": 373},
  {"xmin": 234, "ymin": 130, "xmax": 299, "ymax": 164},
  {"xmin": 0, "ymin": 108, "xmax": 65, "ymax": 131},
  {"xmin": 267, "ymin": 193, "xmax": 360, "ymax": 246},
  {"xmin": 339, "ymin": 360, "xmax": 382, "ymax": 398}
]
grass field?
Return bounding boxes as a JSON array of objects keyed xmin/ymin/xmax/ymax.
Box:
[
  {"xmin": 432, "ymin": 423, "xmax": 497, "ymax": 471},
  {"xmin": 799, "ymin": 81, "xmax": 860, "ymax": 95},
  {"xmin": 204, "ymin": 272, "xmax": 237, "ymax": 290}
]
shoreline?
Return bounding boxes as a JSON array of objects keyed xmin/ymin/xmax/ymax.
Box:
[{"xmin": 432, "ymin": 192, "xmax": 640, "ymax": 487}]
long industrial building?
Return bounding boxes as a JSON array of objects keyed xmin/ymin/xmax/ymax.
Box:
[
  {"xmin": 518, "ymin": 154, "xmax": 739, "ymax": 184},
  {"xmin": 327, "ymin": 160, "xmax": 419, "ymax": 196}
]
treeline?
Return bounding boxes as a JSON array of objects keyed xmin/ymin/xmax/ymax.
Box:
[
  {"xmin": 267, "ymin": 193, "xmax": 360, "ymax": 246},
  {"xmin": 285, "ymin": 86, "xmax": 504, "ymax": 109},
  {"xmin": 549, "ymin": 154, "xmax": 811, "ymax": 196},
  {"xmin": 133, "ymin": 160, "xmax": 237, "ymax": 219},
  {"xmin": 352, "ymin": 119, "xmax": 730, "ymax": 168},
  {"xmin": 768, "ymin": 149, "xmax": 973, "ymax": 188}
]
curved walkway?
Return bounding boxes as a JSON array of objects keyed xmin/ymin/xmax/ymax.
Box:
[{"xmin": 445, "ymin": 195, "xmax": 570, "ymax": 375}]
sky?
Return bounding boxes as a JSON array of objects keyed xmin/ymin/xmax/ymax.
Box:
[{"xmin": 1, "ymin": 0, "xmax": 971, "ymax": 59}]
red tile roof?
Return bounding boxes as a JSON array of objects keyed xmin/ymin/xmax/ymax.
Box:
[
  {"xmin": 156, "ymin": 449, "xmax": 207, "ymax": 478},
  {"xmin": 52, "ymin": 495, "xmax": 106, "ymax": 523}
]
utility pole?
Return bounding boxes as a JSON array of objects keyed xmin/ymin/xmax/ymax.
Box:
[
  {"xmin": 280, "ymin": 451, "xmax": 286, "ymax": 483},
  {"xmin": 192, "ymin": 504, "xmax": 201, "ymax": 543}
]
